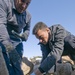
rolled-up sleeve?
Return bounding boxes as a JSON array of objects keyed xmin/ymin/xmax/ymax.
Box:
[{"xmin": 39, "ymin": 25, "xmax": 66, "ymax": 73}]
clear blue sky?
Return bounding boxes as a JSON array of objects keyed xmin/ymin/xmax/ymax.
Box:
[{"xmin": 23, "ymin": 0, "xmax": 75, "ymax": 59}]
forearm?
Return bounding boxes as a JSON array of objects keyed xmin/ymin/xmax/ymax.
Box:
[
  {"xmin": 0, "ymin": 4, "xmax": 12, "ymax": 48},
  {"xmin": 0, "ymin": 23, "xmax": 12, "ymax": 47},
  {"xmin": 39, "ymin": 55, "xmax": 56, "ymax": 73},
  {"xmin": 23, "ymin": 20, "xmax": 30, "ymax": 41}
]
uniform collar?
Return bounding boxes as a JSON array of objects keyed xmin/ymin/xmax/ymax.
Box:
[
  {"xmin": 12, "ymin": 0, "xmax": 16, "ymax": 10},
  {"xmin": 49, "ymin": 27, "xmax": 52, "ymax": 42}
]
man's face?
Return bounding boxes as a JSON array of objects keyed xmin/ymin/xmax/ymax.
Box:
[
  {"xmin": 35, "ymin": 28, "xmax": 50, "ymax": 45},
  {"xmin": 15, "ymin": 0, "xmax": 31, "ymax": 13}
]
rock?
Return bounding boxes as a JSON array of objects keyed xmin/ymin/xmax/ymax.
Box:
[{"xmin": 21, "ymin": 57, "xmax": 34, "ymax": 75}]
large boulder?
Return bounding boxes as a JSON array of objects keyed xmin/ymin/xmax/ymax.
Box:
[{"xmin": 21, "ymin": 57, "xmax": 34, "ymax": 75}]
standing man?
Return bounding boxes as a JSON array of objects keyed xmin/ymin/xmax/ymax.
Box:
[
  {"xmin": 0, "ymin": 0, "xmax": 31, "ymax": 75},
  {"xmin": 31, "ymin": 22, "xmax": 75, "ymax": 75}
]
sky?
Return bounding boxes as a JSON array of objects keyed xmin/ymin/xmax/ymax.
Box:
[{"xmin": 23, "ymin": 0, "xmax": 75, "ymax": 59}]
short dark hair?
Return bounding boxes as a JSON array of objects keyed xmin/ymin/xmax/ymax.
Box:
[
  {"xmin": 32, "ymin": 22, "xmax": 48, "ymax": 35},
  {"xmin": 21, "ymin": 0, "xmax": 31, "ymax": 3}
]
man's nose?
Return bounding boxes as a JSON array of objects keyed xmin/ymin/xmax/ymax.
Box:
[
  {"xmin": 22, "ymin": 3, "xmax": 27, "ymax": 8},
  {"xmin": 39, "ymin": 39, "xmax": 42, "ymax": 43}
]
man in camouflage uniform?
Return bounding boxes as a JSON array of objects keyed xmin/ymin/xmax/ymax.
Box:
[
  {"xmin": 31, "ymin": 22, "xmax": 75, "ymax": 75},
  {"xmin": 0, "ymin": 0, "xmax": 31, "ymax": 75}
]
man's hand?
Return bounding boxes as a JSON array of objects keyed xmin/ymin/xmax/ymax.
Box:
[
  {"xmin": 8, "ymin": 49, "xmax": 21, "ymax": 63},
  {"xmin": 20, "ymin": 33, "xmax": 27, "ymax": 41},
  {"xmin": 4, "ymin": 41, "xmax": 14, "ymax": 52},
  {"xmin": 12, "ymin": 30, "xmax": 26, "ymax": 41},
  {"xmin": 4, "ymin": 41, "xmax": 21, "ymax": 63},
  {"xmin": 62, "ymin": 55, "xmax": 74, "ymax": 65},
  {"xmin": 30, "ymin": 72, "xmax": 36, "ymax": 75},
  {"xmin": 30, "ymin": 69, "xmax": 42, "ymax": 75}
]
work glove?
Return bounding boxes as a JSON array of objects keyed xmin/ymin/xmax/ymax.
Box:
[
  {"xmin": 8, "ymin": 49, "xmax": 21, "ymax": 63},
  {"xmin": 20, "ymin": 33, "xmax": 28, "ymax": 41},
  {"xmin": 12, "ymin": 30, "xmax": 28, "ymax": 41},
  {"xmin": 4, "ymin": 41, "xmax": 14, "ymax": 53},
  {"xmin": 5, "ymin": 42, "xmax": 21, "ymax": 63}
]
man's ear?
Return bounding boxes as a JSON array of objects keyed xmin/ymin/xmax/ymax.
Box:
[{"xmin": 46, "ymin": 28, "xmax": 50, "ymax": 33}]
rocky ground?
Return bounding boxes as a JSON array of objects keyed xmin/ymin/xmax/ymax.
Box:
[
  {"xmin": 30, "ymin": 56, "xmax": 75, "ymax": 75},
  {"xmin": 0, "ymin": 54, "xmax": 75, "ymax": 75}
]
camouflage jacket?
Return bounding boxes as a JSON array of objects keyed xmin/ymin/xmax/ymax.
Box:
[
  {"xmin": 0, "ymin": 0, "xmax": 31, "ymax": 47},
  {"xmin": 39, "ymin": 24, "xmax": 75, "ymax": 73}
]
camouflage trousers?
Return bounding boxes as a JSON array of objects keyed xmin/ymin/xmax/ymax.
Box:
[{"xmin": 45, "ymin": 62, "xmax": 74, "ymax": 75}]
